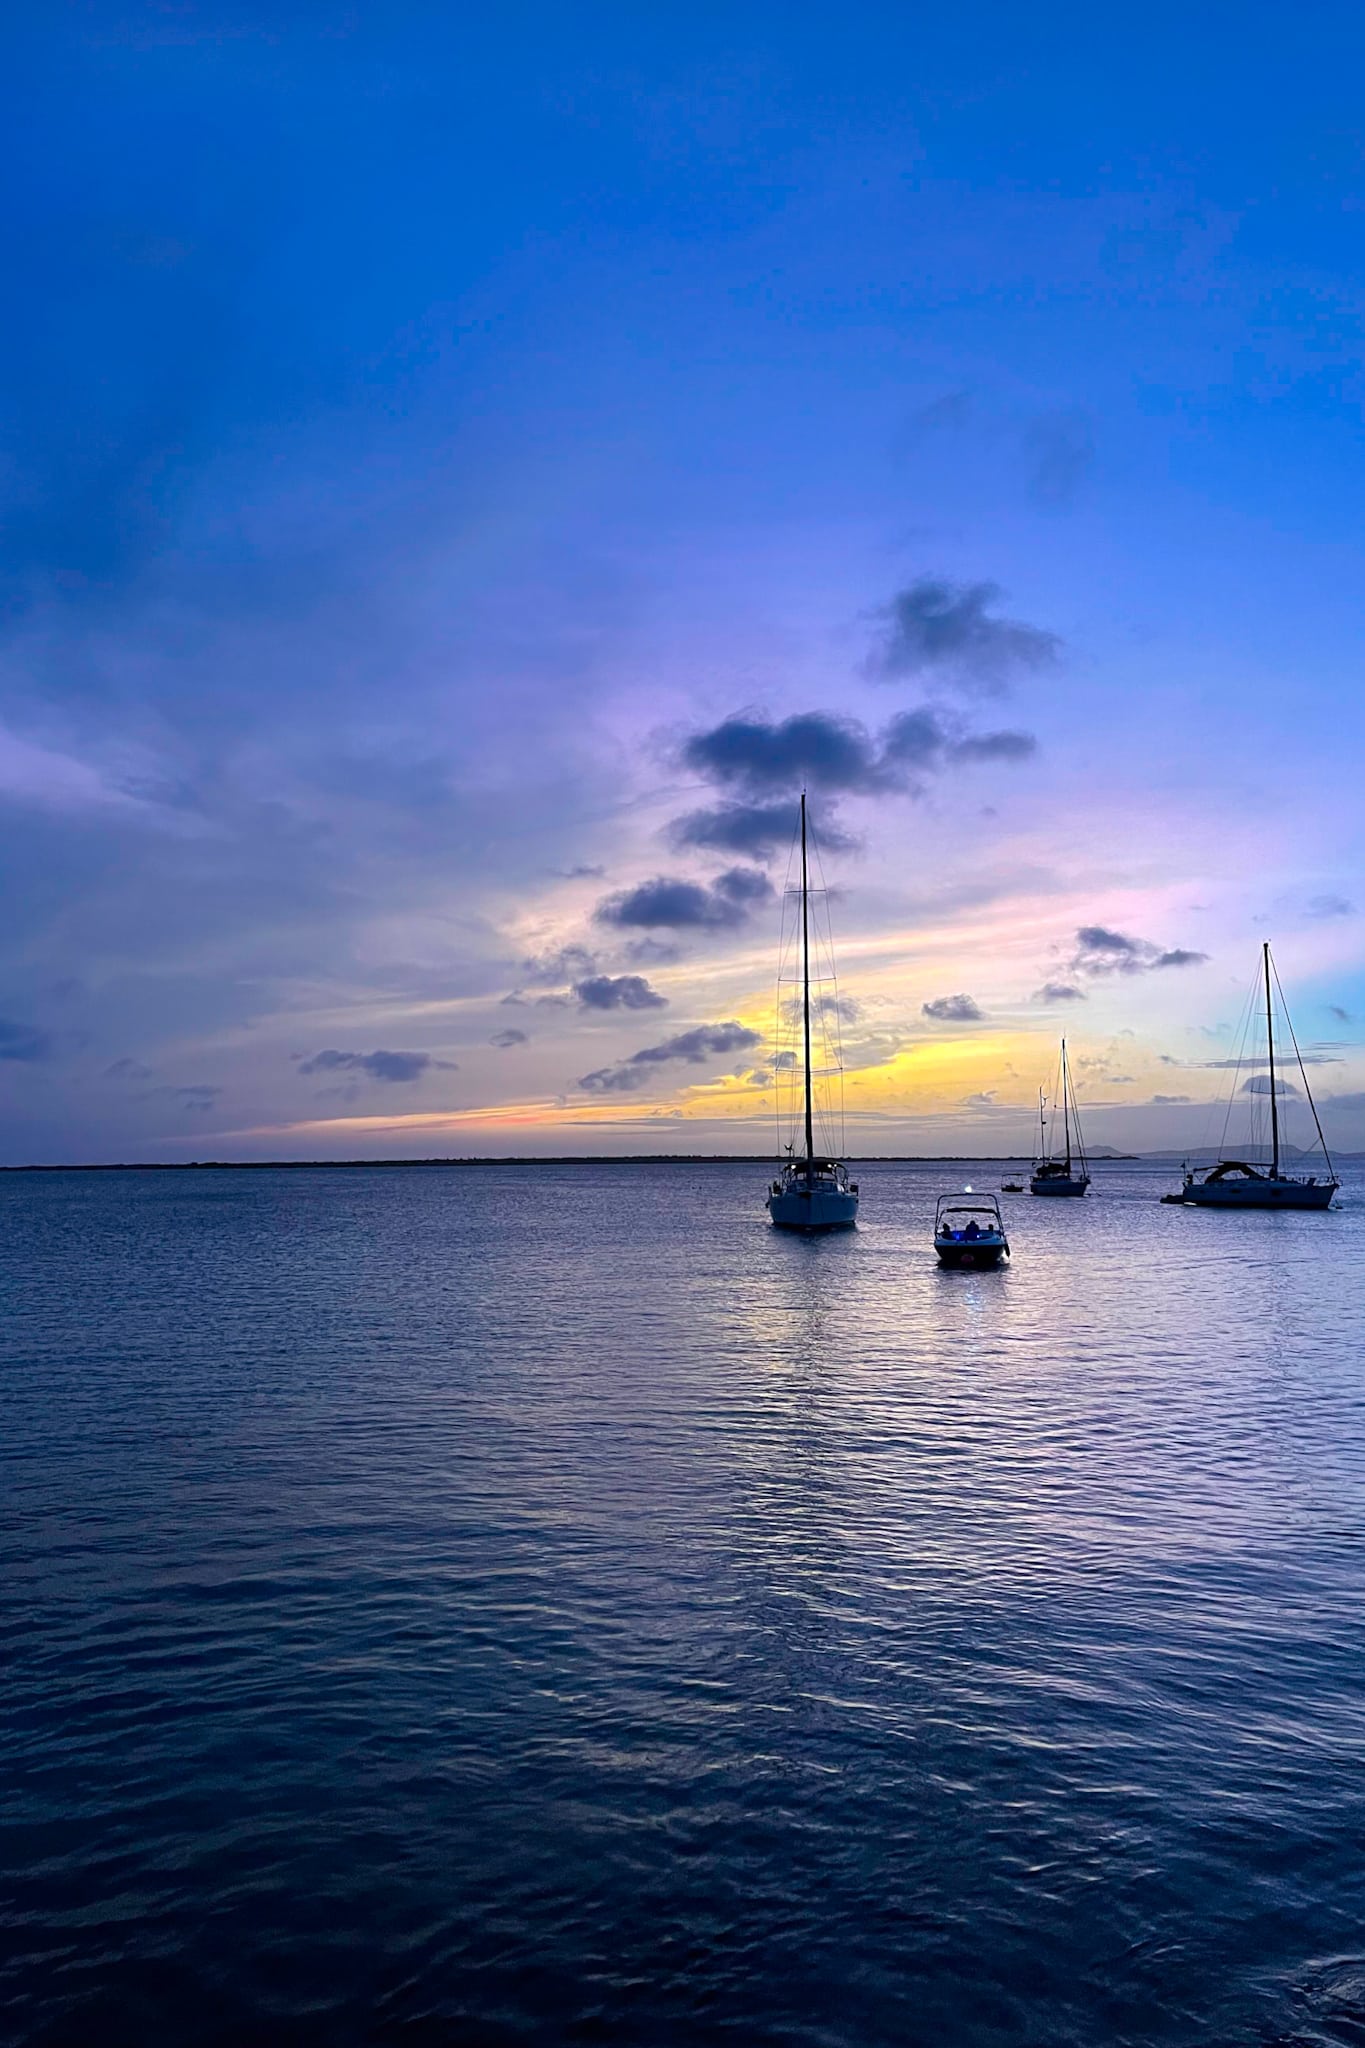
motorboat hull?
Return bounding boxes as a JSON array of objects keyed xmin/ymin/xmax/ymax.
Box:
[
  {"xmin": 1030, "ymin": 1175, "xmax": 1089, "ymax": 1196},
  {"xmin": 935, "ymin": 1237, "xmax": 1007, "ymax": 1268},
  {"xmin": 769, "ymin": 1187, "xmax": 859, "ymax": 1231},
  {"xmin": 1173, "ymin": 1178, "xmax": 1336, "ymax": 1210}
]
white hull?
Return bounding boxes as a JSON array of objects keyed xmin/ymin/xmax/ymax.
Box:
[
  {"xmin": 768, "ymin": 1187, "xmax": 859, "ymax": 1231},
  {"xmin": 1175, "ymin": 1178, "xmax": 1336, "ymax": 1210}
]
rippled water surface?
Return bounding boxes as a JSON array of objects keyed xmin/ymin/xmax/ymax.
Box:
[{"xmin": 4, "ymin": 1161, "xmax": 1365, "ymax": 2046}]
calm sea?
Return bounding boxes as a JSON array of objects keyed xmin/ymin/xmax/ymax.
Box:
[{"xmin": 3, "ymin": 1160, "xmax": 1364, "ymax": 2047}]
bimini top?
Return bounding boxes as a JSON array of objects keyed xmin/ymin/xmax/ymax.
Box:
[{"xmin": 935, "ymin": 1193, "xmax": 1005, "ymax": 1230}]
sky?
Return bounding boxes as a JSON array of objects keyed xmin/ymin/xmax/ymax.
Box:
[{"xmin": 2, "ymin": 1, "xmax": 1364, "ymax": 1163}]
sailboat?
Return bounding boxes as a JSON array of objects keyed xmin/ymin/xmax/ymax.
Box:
[
  {"xmin": 766, "ymin": 793, "xmax": 859, "ymax": 1231},
  {"xmin": 1030, "ymin": 1038, "xmax": 1090, "ymax": 1196},
  {"xmin": 1168, "ymin": 943, "xmax": 1338, "ymax": 1209}
]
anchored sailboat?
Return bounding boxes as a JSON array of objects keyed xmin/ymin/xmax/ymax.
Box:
[
  {"xmin": 1030, "ymin": 1038, "xmax": 1090, "ymax": 1196},
  {"xmin": 1168, "ymin": 943, "xmax": 1338, "ymax": 1209},
  {"xmin": 766, "ymin": 794, "xmax": 859, "ymax": 1232}
]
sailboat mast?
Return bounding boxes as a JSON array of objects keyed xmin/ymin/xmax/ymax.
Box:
[
  {"xmin": 1061, "ymin": 1039, "xmax": 1072, "ymax": 1172},
  {"xmin": 1264, "ymin": 941, "xmax": 1279, "ymax": 1178},
  {"xmin": 800, "ymin": 793, "xmax": 814, "ymax": 1169}
]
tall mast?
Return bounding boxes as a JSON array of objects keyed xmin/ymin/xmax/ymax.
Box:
[
  {"xmin": 1061, "ymin": 1039, "xmax": 1072, "ymax": 1172},
  {"xmin": 1264, "ymin": 941, "xmax": 1280, "ymax": 1178},
  {"xmin": 800, "ymin": 792, "xmax": 815, "ymax": 1168},
  {"xmin": 800, "ymin": 792, "xmax": 814, "ymax": 1169}
]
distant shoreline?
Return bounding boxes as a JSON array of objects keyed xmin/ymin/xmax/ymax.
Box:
[{"xmin": 3, "ymin": 1153, "xmax": 1145, "ymax": 1172}]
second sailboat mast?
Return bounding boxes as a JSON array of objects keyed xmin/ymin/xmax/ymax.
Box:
[
  {"xmin": 801, "ymin": 792, "xmax": 814, "ymax": 1167},
  {"xmin": 1264, "ymin": 941, "xmax": 1280, "ymax": 1179}
]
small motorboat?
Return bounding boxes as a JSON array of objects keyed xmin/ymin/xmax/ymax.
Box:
[
  {"xmin": 934, "ymin": 1192, "xmax": 1010, "ymax": 1269},
  {"xmin": 1001, "ymin": 1180, "xmax": 1024, "ymax": 1193}
]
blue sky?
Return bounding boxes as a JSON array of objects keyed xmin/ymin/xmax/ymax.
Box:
[{"xmin": 2, "ymin": 2, "xmax": 1362, "ymax": 1161}]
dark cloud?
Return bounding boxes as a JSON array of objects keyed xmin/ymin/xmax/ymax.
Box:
[
  {"xmin": 670, "ymin": 800, "xmax": 857, "ymax": 858},
  {"xmin": 297, "ymin": 1048, "xmax": 455, "ymax": 1083},
  {"xmin": 0, "ymin": 1017, "xmax": 53, "ymax": 1062},
  {"xmin": 1151, "ymin": 1094, "xmax": 1192, "ymax": 1105},
  {"xmin": 491, "ymin": 1028, "xmax": 528, "ymax": 1047},
  {"xmin": 922, "ymin": 994, "xmax": 984, "ymax": 1023},
  {"xmin": 520, "ymin": 944, "xmax": 598, "ymax": 986},
  {"xmin": 1242, "ymin": 1074, "xmax": 1300, "ymax": 1096},
  {"xmin": 575, "ymin": 974, "xmax": 668, "ymax": 1011},
  {"xmin": 578, "ymin": 1020, "xmax": 762, "ymax": 1093},
  {"xmin": 1023, "ymin": 410, "xmax": 1095, "ymax": 508},
  {"xmin": 1071, "ymin": 927, "xmax": 1209, "ymax": 977},
  {"xmin": 106, "ymin": 1055, "xmax": 155, "ymax": 1080},
  {"xmin": 680, "ymin": 709, "xmax": 1037, "ymax": 805},
  {"xmin": 1329, "ymin": 1004, "xmax": 1352, "ymax": 1024},
  {"xmin": 594, "ymin": 868, "xmax": 773, "ymax": 932},
  {"xmin": 1307, "ymin": 893, "xmax": 1355, "ymax": 919},
  {"xmin": 683, "ymin": 713, "xmax": 885, "ymax": 797},
  {"xmin": 1034, "ymin": 981, "xmax": 1086, "ymax": 1005},
  {"xmin": 867, "ymin": 577, "xmax": 1061, "ymax": 691},
  {"xmin": 142, "ymin": 1083, "xmax": 220, "ymax": 1112},
  {"xmin": 1197, "ymin": 1053, "xmax": 1340, "ymax": 1069},
  {"xmin": 951, "ymin": 730, "xmax": 1037, "ymax": 764}
]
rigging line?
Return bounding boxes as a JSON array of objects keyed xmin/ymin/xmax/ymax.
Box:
[
  {"xmin": 1213, "ymin": 969, "xmax": 1258, "ymax": 1163},
  {"xmin": 774, "ymin": 811, "xmax": 801, "ymax": 1159},
  {"xmin": 1271, "ymin": 954, "xmax": 1337, "ymax": 1181},
  {"xmin": 807, "ymin": 810, "xmax": 847, "ymax": 1159}
]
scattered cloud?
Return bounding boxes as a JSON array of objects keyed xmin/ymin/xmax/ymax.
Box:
[
  {"xmin": 1242, "ymin": 1074, "xmax": 1300, "ymax": 1096},
  {"xmin": 1328, "ymin": 1004, "xmax": 1352, "ymax": 1024},
  {"xmin": 670, "ymin": 800, "xmax": 855, "ymax": 858},
  {"xmin": 297, "ymin": 1048, "xmax": 456, "ymax": 1083},
  {"xmin": 922, "ymin": 994, "xmax": 984, "ymax": 1023},
  {"xmin": 519, "ymin": 944, "xmax": 598, "ymax": 986},
  {"xmin": 1071, "ymin": 926, "xmax": 1209, "ymax": 977},
  {"xmin": 1307, "ymin": 893, "xmax": 1355, "ymax": 919},
  {"xmin": 106, "ymin": 1056, "xmax": 155, "ymax": 1080},
  {"xmin": 491, "ymin": 1028, "xmax": 528, "ymax": 1048},
  {"xmin": 143, "ymin": 1083, "xmax": 220, "ymax": 1112},
  {"xmin": 1150, "ymin": 1094, "xmax": 1192, "ymax": 1105},
  {"xmin": 962, "ymin": 1089, "xmax": 997, "ymax": 1110},
  {"xmin": 866, "ymin": 576, "xmax": 1061, "ymax": 691},
  {"xmin": 679, "ymin": 709, "xmax": 1035, "ymax": 805},
  {"xmin": 0, "ymin": 1017, "xmax": 53, "ymax": 1063},
  {"xmin": 1034, "ymin": 981, "xmax": 1086, "ymax": 1005},
  {"xmin": 578, "ymin": 1020, "xmax": 763, "ymax": 1093},
  {"xmin": 1023, "ymin": 410, "xmax": 1095, "ymax": 508},
  {"xmin": 574, "ymin": 974, "xmax": 668, "ymax": 1011},
  {"xmin": 595, "ymin": 868, "xmax": 773, "ymax": 932}
]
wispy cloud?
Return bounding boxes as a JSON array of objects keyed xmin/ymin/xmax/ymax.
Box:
[
  {"xmin": 595, "ymin": 869, "xmax": 773, "ymax": 932},
  {"xmin": 866, "ymin": 577, "xmax": 1061, "ymax": 692},
  {"xmin": 578, "ymin": 1021, "xmax": 762, "ymax": 1094},
  {"xmin": 296, "ymin": 1049, "xmax": 457, "ymax": 1083},
  {"xmin": 1071, "ymin": 926, "xmax": 1208, "ymax": 977},
  {"xmin": 0, "ymin": 1017, "xmax": 53, "ymax": 1062},
  {"xmin": 922, "ymin": 994, "xmax": 984, "ymax": 1023},
  {"xmin": 575, "ymin": 974, "xmax": 668, "ymax": 1010}
]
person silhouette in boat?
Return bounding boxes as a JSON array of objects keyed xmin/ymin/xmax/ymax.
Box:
[{"xmin": 964, "ymin": 1219, "xmax": 981, "ymax": 1240}]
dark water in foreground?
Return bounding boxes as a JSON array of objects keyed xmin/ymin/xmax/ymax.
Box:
[{"xmin": 3, "ymin": 1160, "xmax": 1365, "ymax": 2047}]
